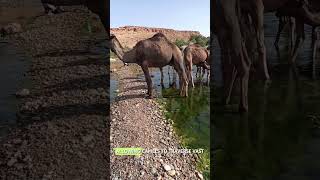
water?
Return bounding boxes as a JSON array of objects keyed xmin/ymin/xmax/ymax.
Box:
[
  {"xmin": 213, "ymin": 13, "xmax": 320, "ymax": 179},
  {"xmin": 0, "ymin": 42, "xmax": 31, "ymax": 137},
  {"xmin": 110, "ymin": 76, "xmax": 118, "ymax": 102}
]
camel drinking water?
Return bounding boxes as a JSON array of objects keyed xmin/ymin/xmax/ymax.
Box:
[
  {"xmin": 183, "ymin": 44, "xmax": 210, "ymax": 87},
  {"xmin": 109, "ymin": 33, "xmax": 188, "ymax": 98}
]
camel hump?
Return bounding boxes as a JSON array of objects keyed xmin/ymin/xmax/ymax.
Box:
[{"xmin": 150, "ymin": 33, "xmax": 169, "ymax": 41}]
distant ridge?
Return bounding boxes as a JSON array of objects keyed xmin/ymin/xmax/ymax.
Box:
[{"xmin": 110, "ymin": 26, "xmax": 201, "ymax": 48}]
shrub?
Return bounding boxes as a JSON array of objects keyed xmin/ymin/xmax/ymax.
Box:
[
  {"xmin": 189, "ymin": 35, "xmax": 209, "ymax": 47},
  {"xmin": 175, "ymin": 39, "xmax": 189, "ymax": 48}
]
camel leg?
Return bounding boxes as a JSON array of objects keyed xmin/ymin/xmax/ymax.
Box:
[
  {"xmin": 290, "ymin": 20, "xmax": 305, "ymax": 64},
  {"xmin": 141, "ymin": 63, "xmax": 153, "ymax": 98},
  {"xmin": 220, "ymin": 0, "xmax": 251, "ymax": 111},
  {"xmin": 168, "ymin": 66, "xmax": 171, "ymax": 84},
  {"xmin": 202, "ymin": 67, "xmax": 206, "ymax": 80},
  {"xmin": 313, "ymin": 41, "xmax": 319, "ymax": 79},
  {"xmin": 195, "ymin": 66, "xmax": 199, "ymax": 77},
  {"xmin": 251, "ymin": 0, "xmax": 270, "ymax": 80},
  {"xmin": 173, "ymin": 60, "xmax": 188, "ymax": 97},
  {"xmin": 160, "ymin": 67, "xmax": 164, "ymax": 87},
  {"xmin": 289, "ymin": 17, "xmax": 296, "ymax": 55},
  {"xmin": 207, "ymin": 69, "xmax": 210, "ymax": 85},
  {"xmin": 274, "ymin": 16, "xmax": 286, "ymax": 50},
  {"xmin": 189, "ymin": 63, "xmax": 194, "ymax": 88}
]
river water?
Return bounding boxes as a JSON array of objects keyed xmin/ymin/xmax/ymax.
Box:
[
  {"xmin": 213, "ymin": 13, "xmax": 320, "ymax": 180},
  {"xmin": 0, "ymin": 42, "xmax": 31, "ymax": 137}
]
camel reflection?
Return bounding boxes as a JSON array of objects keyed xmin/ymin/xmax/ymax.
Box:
[{"xmin": 212, "ymin": 66, "xmax": 313, "ymax": 179}]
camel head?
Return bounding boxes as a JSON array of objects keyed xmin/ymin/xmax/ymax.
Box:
[{"xmin": 110, "ymin": 34, "xmax": 125, "ymax": 61}]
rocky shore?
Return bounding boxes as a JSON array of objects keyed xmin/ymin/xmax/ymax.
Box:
[{"xmin": 0, "ymin": 7, "xmax": 109, "ymax": 179}]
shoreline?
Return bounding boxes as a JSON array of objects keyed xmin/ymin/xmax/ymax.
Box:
[{"xmin": 110, "ymin": 61, "xmax": 204, "ymax": 179}]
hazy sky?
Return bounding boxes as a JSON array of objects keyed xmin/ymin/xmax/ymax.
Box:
[{"xmin": 110, "ymin": 0, "xmax": 210, "ymax": 36}]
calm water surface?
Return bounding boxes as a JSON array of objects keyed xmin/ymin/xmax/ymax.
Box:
[{"xmin": 0, "ymin": 43, "xmax": 31, "ymax": 137}]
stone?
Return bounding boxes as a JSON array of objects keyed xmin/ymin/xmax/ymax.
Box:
[
  {"xmin": 151, "ymin": 167, "xmax": 157, "ymax": 175},
  {"xmin": 168, "ymin": 170, "xmax": 176, "ymax": 176},
  {"xmin": 162, "ymin": 164, "xmax": 171, "ymax": 171},
  {"xmin": 7, "ymin": 157, "xmax": 17, "ymax": 167},
  {"xmin": 82, "ymin": 134, "xmax": 94, "ymax": 144},
  {"xmin": 16, "ymin": 89, "xmax": 30, "ymax": 97},
  {"xmin": 196, "ymin": 171, "xmax": 204, "ymax": 179}
]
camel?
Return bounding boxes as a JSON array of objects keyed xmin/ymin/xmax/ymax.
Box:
[
  {"xmin": 213, "ymin": 0, "xmax": 266, "ymax": 112},
  {"xmin": 158, "ymin": 44, "xmax": 188, "ymax": 87},
  {"xmin": 312, "ymin": 27, "xmax": 320, "ymax": 79},
  {"xmin": 273, "ymin": 0, "xmax": 320, "ymax": 63},
  {"xmin": 213, "ymin": 0, "xmax": 320, "ymax": 112},
  {"xmin": 109, "ymin": 33, "xmax": 188, "ymax": 98},
  {"xmin": 274, "ymin": 14, "xmax": 296, "ymax": 53},
  {"xmin": 40, "ymin": 0, "xmax": 109, "ymax": 38},
  {"xmin": 183, "ymin": 44, "xmax": 210, "ymax": 87}
]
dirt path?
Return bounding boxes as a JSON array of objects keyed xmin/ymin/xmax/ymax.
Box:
[{"xmin": 110, "ymin": 64, "xmax": 203, "ymax": 180}]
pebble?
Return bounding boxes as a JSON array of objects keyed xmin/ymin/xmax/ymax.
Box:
[
  {"xmin": 162, "ymin": 164, "xmax": 171, "ymax": 171},
  {"xmin": 82, "ymin": 134, "xmax": 94, "ymax": 144},
  {"xmin": 196, "ymin": 171, "xmax": 204, "ymax": 179},
  {"xmin": 15, "ymin": 88, "xmax": 30, "ymax": 97},
  {"xmin": 151, "ymin": 167, "xmax": 157, "ymax": 175},
  {"xmin": 168, "ymin": 170, "xmax": 176, "ymax": 176},
  {"xmin": 7, "ymin": 157, "xmax": 17, "ymax": 167}
]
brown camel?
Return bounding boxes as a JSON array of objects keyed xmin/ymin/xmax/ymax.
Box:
[
  {"xmin": 183, "ymin": 44, "xmax": 210, "ymax": 87},
  {"xmin": 212, "ymin": 0, "xmax": 305, "ymax": 112},
  {"xmin": 312, "ymin": 27, "xmax": 320, "ymax": 79},
  {"xmin": 109, "ymin": 33, "xmax": 188, "ymax": 98},
  {"xmin": 40, "ymin": 0, "xmax": 109, "ymax": 38},
  {"xmin": 213, "ymin": 0, "xmax": 272, "ymax": 112},
  {"xmin": 274, "ymin": 0, "xmax": 320, "ymax": 63}
]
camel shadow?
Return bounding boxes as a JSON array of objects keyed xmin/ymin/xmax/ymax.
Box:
[
  {"xmin": 43, "ymin": 75, "xmax": 108, "ymax": 94},
  {"xmin": 114, "ymin": 94, "xmax": 145, "ymax": 102},
  {"xmin": 17, "ymin": 103, "xmax": 108, "ymax": 127},
  {"xmin": 124, "ymin": 85, "xmax": 147, "ymax": 91},
  {"xmin": 30, "ymin": 57, "xmax": 108, "ymax": 72},
  {"xmin": 122, "ymin": 77, "xmax": 142, "ymax": 80},
  {"xmin": 34, "ymin": 49, "xmax": 103, "ymax": 58}
]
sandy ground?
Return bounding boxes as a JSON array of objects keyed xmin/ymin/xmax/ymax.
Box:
[
  {"xmin": 0, "ymin": 5, "xmax": 109, "ymax": 179},
  {"xmin": 110, "ymin": 62, "xmax": 204, "ymax": 180}
]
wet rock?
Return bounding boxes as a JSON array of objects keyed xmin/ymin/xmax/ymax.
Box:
[{"xmin": 15, "ymin": 89, "xmax": 30, "ymax": 97}]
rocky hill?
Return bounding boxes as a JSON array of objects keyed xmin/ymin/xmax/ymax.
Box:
[{"xmin": 110, "ymin": 26, "xmax": 201, "ymax": 48}]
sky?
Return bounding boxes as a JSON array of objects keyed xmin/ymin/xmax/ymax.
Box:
[{"xmin": 110, "ymin": 0, "xmax": 210, "ymax": 36}]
